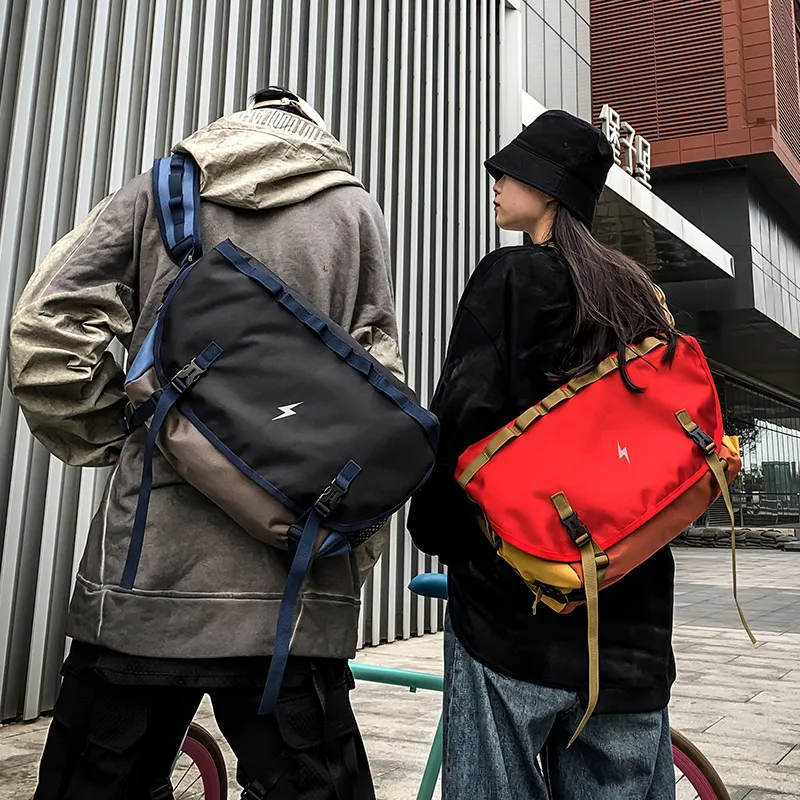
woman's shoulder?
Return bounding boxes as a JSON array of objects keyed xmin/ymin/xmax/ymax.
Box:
[{"xmin": 467, "ymin": 244, "xmax": 571, "ymax": 299}]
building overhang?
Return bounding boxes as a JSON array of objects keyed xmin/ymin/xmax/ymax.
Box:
[
  {"xmin": 520, "ymin": 94, "xmax": 735, "ymax": 283},
  {"xmin": 675, "ymin": 307, "xmax": 800, "ymax": 400},
  {"xmin": 653, "ymin": 149, "xmax": 800, "ymax": 234}
]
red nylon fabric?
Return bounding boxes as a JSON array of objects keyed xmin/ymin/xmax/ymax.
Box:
[{"xmin": 457, "ymin": 337, "xmax": 722, "ymax": 562}]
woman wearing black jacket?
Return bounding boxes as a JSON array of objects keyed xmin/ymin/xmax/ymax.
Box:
[{"xmin": 408, "ymin": 110, "xmax": 679, "ymax": 799}]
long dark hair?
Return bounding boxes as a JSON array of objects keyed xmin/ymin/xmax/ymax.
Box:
[{"xmin": 551, "ymin": 204, "xmax": 679, "ymax": 391}]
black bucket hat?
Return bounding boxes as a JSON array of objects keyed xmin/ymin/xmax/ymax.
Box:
[{"xmin": 485, "ymin": 110, "xmax": 614, "ymax": 226}]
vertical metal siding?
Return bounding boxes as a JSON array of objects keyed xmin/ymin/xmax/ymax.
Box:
[{"xmin": 0, "ymin": 0, "xmax": 501, "ymax": 720}]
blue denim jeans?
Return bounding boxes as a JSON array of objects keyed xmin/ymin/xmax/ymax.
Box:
[{"xmin": 443, "ymin": 619, "xmax": 675, "ymax": 799}]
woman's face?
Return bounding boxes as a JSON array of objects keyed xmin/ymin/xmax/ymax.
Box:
[{"xmin": 492, "ymin": 175, "xmax": 553, "ymax": 232}]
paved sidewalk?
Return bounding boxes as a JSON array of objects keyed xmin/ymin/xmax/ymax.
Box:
[{"xmin": 2, "ymin": 550, "xmax": 800, "ymax": 799}]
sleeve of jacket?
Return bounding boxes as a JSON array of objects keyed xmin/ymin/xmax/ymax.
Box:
[
  {"xmin": 343, "ymin": 192, "xmax": 404, "ymax": 578},
  {"xmin": 8, "ymin": 180, "xmax": 142, "ymax": 468},
  {"xmin": 348, "ymin": 192, "xmax": 405, "ymax": 382},
  {"xmin": 407, "ymin": 307, "xmax": 505, "ymax": 564}
]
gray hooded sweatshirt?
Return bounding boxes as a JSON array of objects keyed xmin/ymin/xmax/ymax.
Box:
[{"xmin": 8, "ymin": 108, "xmax": 401, "ymax": 661}]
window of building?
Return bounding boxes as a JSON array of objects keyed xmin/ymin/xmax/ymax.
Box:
[{"xmin": 712, "ymin": 373, "xmax": 800, "ymax": 527}]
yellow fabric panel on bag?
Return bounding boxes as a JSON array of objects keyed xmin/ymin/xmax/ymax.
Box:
[
  {"xmin": 722, "ymin": 434, "xmax": 740, "ymax": 458},
  {"xmin": 495, "ymin": 539, "xmax": 583, "ymax": 591}
]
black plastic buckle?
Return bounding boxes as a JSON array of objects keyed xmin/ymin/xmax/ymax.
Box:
[
  {"xmin": 171, "ymin": 358, "xmax": 205, "ymax": 392},
  {"xmin": 240, "ymin": 780, "xmax": 268, "ymax": 800},
  {"xmin": 533, "ymin": 581, "xmax": 569, "ymax": 603},
  {"xmin": 148, "ymin": 782, "xmax": 174, "ymax": 800},
  {"xmin": 688, "ymin": 426, "xmax": 717, "ymax": 455},
  {"xmin": 563, "ymin": 513, "xmax": 592, "ymax": 548},
  {"xmin": 315, "ymin": 480, "xmax": 347, "ymax": 516}
]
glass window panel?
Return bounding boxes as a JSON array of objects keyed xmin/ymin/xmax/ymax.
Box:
[
  {"xmin": 544, "ymin": 0, "xmax": 560, "ymax": 32},
  {"xmin": 576, "ymin": 16, "xmax": 590, "ymax": 62},
  {"xmin": 718, "ymin": 371, "xmax": 800, "ymax": 526},
  {"xmin": 527, "ymin": 9, "xmax": 546, "ymax": 104},
  {"xmin": 577, "ymin": 57, "xmax": 591, "ymax": 122},
  {"xmin": 527, "ymin": 0, "xmax": 545, "ymax": 17},
  {"xmin": 561, "ymin": 45, "xmax": 578, "ymax": 116},
  {"xmin": 561, "ymin": 0, "xmax": 577, "ymax": 48},
  {"xmin": 544, "ymin": 25, "xmax": 562, "ymax": 109}
]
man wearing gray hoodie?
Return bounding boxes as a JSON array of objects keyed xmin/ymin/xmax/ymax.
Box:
[{"xmin": 9, "ymin": 89, "xmax": 398, "ymax": 800}]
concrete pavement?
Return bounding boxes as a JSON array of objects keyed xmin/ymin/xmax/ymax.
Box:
[{"xmin": 2, "ymin": 550, "xmax": 800, "ymax": 799}]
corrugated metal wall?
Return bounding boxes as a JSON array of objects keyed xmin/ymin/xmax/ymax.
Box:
[{"xmin": 0, "ymin": 0, "xmax": 501, "ymax": 720}]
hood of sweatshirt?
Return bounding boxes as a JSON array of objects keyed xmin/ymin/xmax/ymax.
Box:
[{"xmin": 174, "ymin": 107, "xmax": 362, "ymax": 210}]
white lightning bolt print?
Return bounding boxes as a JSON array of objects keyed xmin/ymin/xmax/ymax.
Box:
[
  {"xmin": 272, "ymin": 402, "xmax": 303, "ymax": 421},
  {"xmin": 617, "ymin": 441, "xmax": 631, "ymax": 464}
]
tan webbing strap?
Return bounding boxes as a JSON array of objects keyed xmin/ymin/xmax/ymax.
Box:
[
  {"xmin": 458, "ymin": 407, "xmax": 548, "ymax": 488},
  {"xmin": 458, "ymin": 337, "xmax": 666, "ymax": 488},
  {"xmin": 654, "ymin": 284, "xmax": 676, "ymax": 327},
  {"xmin": 705, "ymin": 451, "xmax": 757, "ymax": 644},
  {"xmin": 515, "ymin": 404, "xmax": 545, "ymax": 431},
  {"xmin": 592, "ymin": 541, "xmax": 610, "ymax": 586},
  {"xmin": 550, "ymin": 492, "xmax": 602, "ymax": 746},
  {"xmin": 570, "ymin": 538, "xmax": 600, "ymax": 747},
  {"xmin": 541, "ymin": 337, "xmax": 665, "ymax": 412},
  {"xmin": 539, "ymin": 385, "xmax": 576, "ymax": 413},
  {"xmin": 675, "ymin": 410, "xmax": 717, "ymax": 455},
  {"xmin": 628, "ymin": 336, "xmax": 666, "ymax": 359},
  {"xmin": 676, "ymin": 411, "xmax": 756, "ymax": 645},
  {"xmin": 551, "ymin": 491, "xmax": 577, "ymax": 524},
  {"xmin": 457, "ymin": 426, "xmax": 516, "ymax": 488}
]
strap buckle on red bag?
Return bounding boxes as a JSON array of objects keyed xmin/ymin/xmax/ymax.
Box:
[
  {"xmin": 687, "ymin": 426, "xmax": 717, "ymax": 455},
  {"xmin": 676, "ymin": 409, "xmax": 717, "ymax": 456},
  {"xmin": 563, "ymin": 514, "xmax": 592, "ymax": 548},
  {"xmin": 551, "ymin": 493, "xmax": 592, "ymax": 548}
]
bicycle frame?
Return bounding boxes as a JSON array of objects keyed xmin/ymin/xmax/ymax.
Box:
[
  {"xmin": 171, "ymin": 728, "xmax": 190, "ymax": 775},
  {"xmin": 349, "ymin": 662, "xmax": 444, "ymax": 800}
]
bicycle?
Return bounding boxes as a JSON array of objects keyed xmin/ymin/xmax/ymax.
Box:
[
  {"xmin": 169, "ymin": 573, "xmax": 730, "ymax": 800},
  {"xmin": 171, "ymin": 722, "xmax": 228, "ymax": 800},
  {"xmin": 350, "ymin": 572, "xmax": 731, "ymax": 800}
]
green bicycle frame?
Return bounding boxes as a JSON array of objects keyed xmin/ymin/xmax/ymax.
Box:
[{"xmin": 349, "ymin": 662, "xmax": 444, "ymax": 800}]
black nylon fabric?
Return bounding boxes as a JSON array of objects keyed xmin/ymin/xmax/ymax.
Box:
[
  {"xmin": 35, "ymin": 645, "xmax": 374, "ymax": 800},
  {"xmin": 157, "ymin": 243, "xmax": 434, "ymax": 529}
]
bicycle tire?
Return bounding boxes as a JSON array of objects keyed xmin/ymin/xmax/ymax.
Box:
[
  {"xmin": 671, "ymin": 728, "xmax": 729, "ymax": 800},
  {"xmin": 177, "ymin": 723, "xmax": 228, "ymax": 800}
]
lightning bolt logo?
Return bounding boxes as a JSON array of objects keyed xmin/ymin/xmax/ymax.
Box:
[
  {"xmin": 272, "ymin": 402, "xmax": 303, "ymax": 421},
  {"xmin": 617, "ymin": 441, "xmax": 631, "ymax": 464}
]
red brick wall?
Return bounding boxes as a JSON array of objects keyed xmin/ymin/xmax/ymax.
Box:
[
  {"xmin": 772, "ymin": 0, "xmax": 800, "ymax": 161},
  {"xmin": 591, "ymin": 0, "xmax": 727, "ymax": 142},
  {"xmin": 590, "ymin": 0, "xmax": 800, "ymax": 183}
]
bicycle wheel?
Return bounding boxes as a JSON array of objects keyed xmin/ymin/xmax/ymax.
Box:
[
  {"xmin": 171, "ymin": 722, "xmax": 228, "ymax": 800},
  {"xmin": 671, "ymin": 728, "xmax": 729, "ymax": 800}
]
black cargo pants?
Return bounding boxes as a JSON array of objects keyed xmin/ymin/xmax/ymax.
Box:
[{"xmin": 33, "ymin": 659, "xmax": 375, "ymax": 800}]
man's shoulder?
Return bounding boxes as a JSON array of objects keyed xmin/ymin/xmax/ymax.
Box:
[
  {"xmin": 116, "ymin": 170, "xmax": 152, "ymax": 201},
  {"xmin": 306, "ymin": 184, "xmax": 384, "ymax": 221}
]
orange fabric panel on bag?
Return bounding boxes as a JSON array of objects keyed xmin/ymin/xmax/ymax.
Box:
[
  {"xmin": 584, "ymin": 443, "xmax": 740, "ymax": 590},
  {"xmin": 492, "ymin": 444, "xmax": 741, "ymax": 615}
]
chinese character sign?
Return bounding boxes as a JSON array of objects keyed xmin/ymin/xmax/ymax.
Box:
[
  {"xmin": 599, "ymin": 104, "xmax": 651, "ymax": 189},
  {"xmin": 634, "ymin": 135, "xmax": 652, "ymax": 189}
]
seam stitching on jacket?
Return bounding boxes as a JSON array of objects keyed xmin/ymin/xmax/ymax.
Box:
[{"xmin": 75, "ymin": 575, "xmax": 359, "ymax": 603}]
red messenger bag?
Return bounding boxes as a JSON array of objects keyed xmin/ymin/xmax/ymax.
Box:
[{"xmin": 456, "ymin": 335, "xmax": 753, "ymax": 742}]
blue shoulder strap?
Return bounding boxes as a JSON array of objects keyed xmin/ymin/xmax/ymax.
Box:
[
  {"xmin": 258, "ymin": 460, "xmax": 362, "ymax": 715},
  {"xmin": 152, "ymin": 153, "xmax": 203, "ymax": 267}
]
